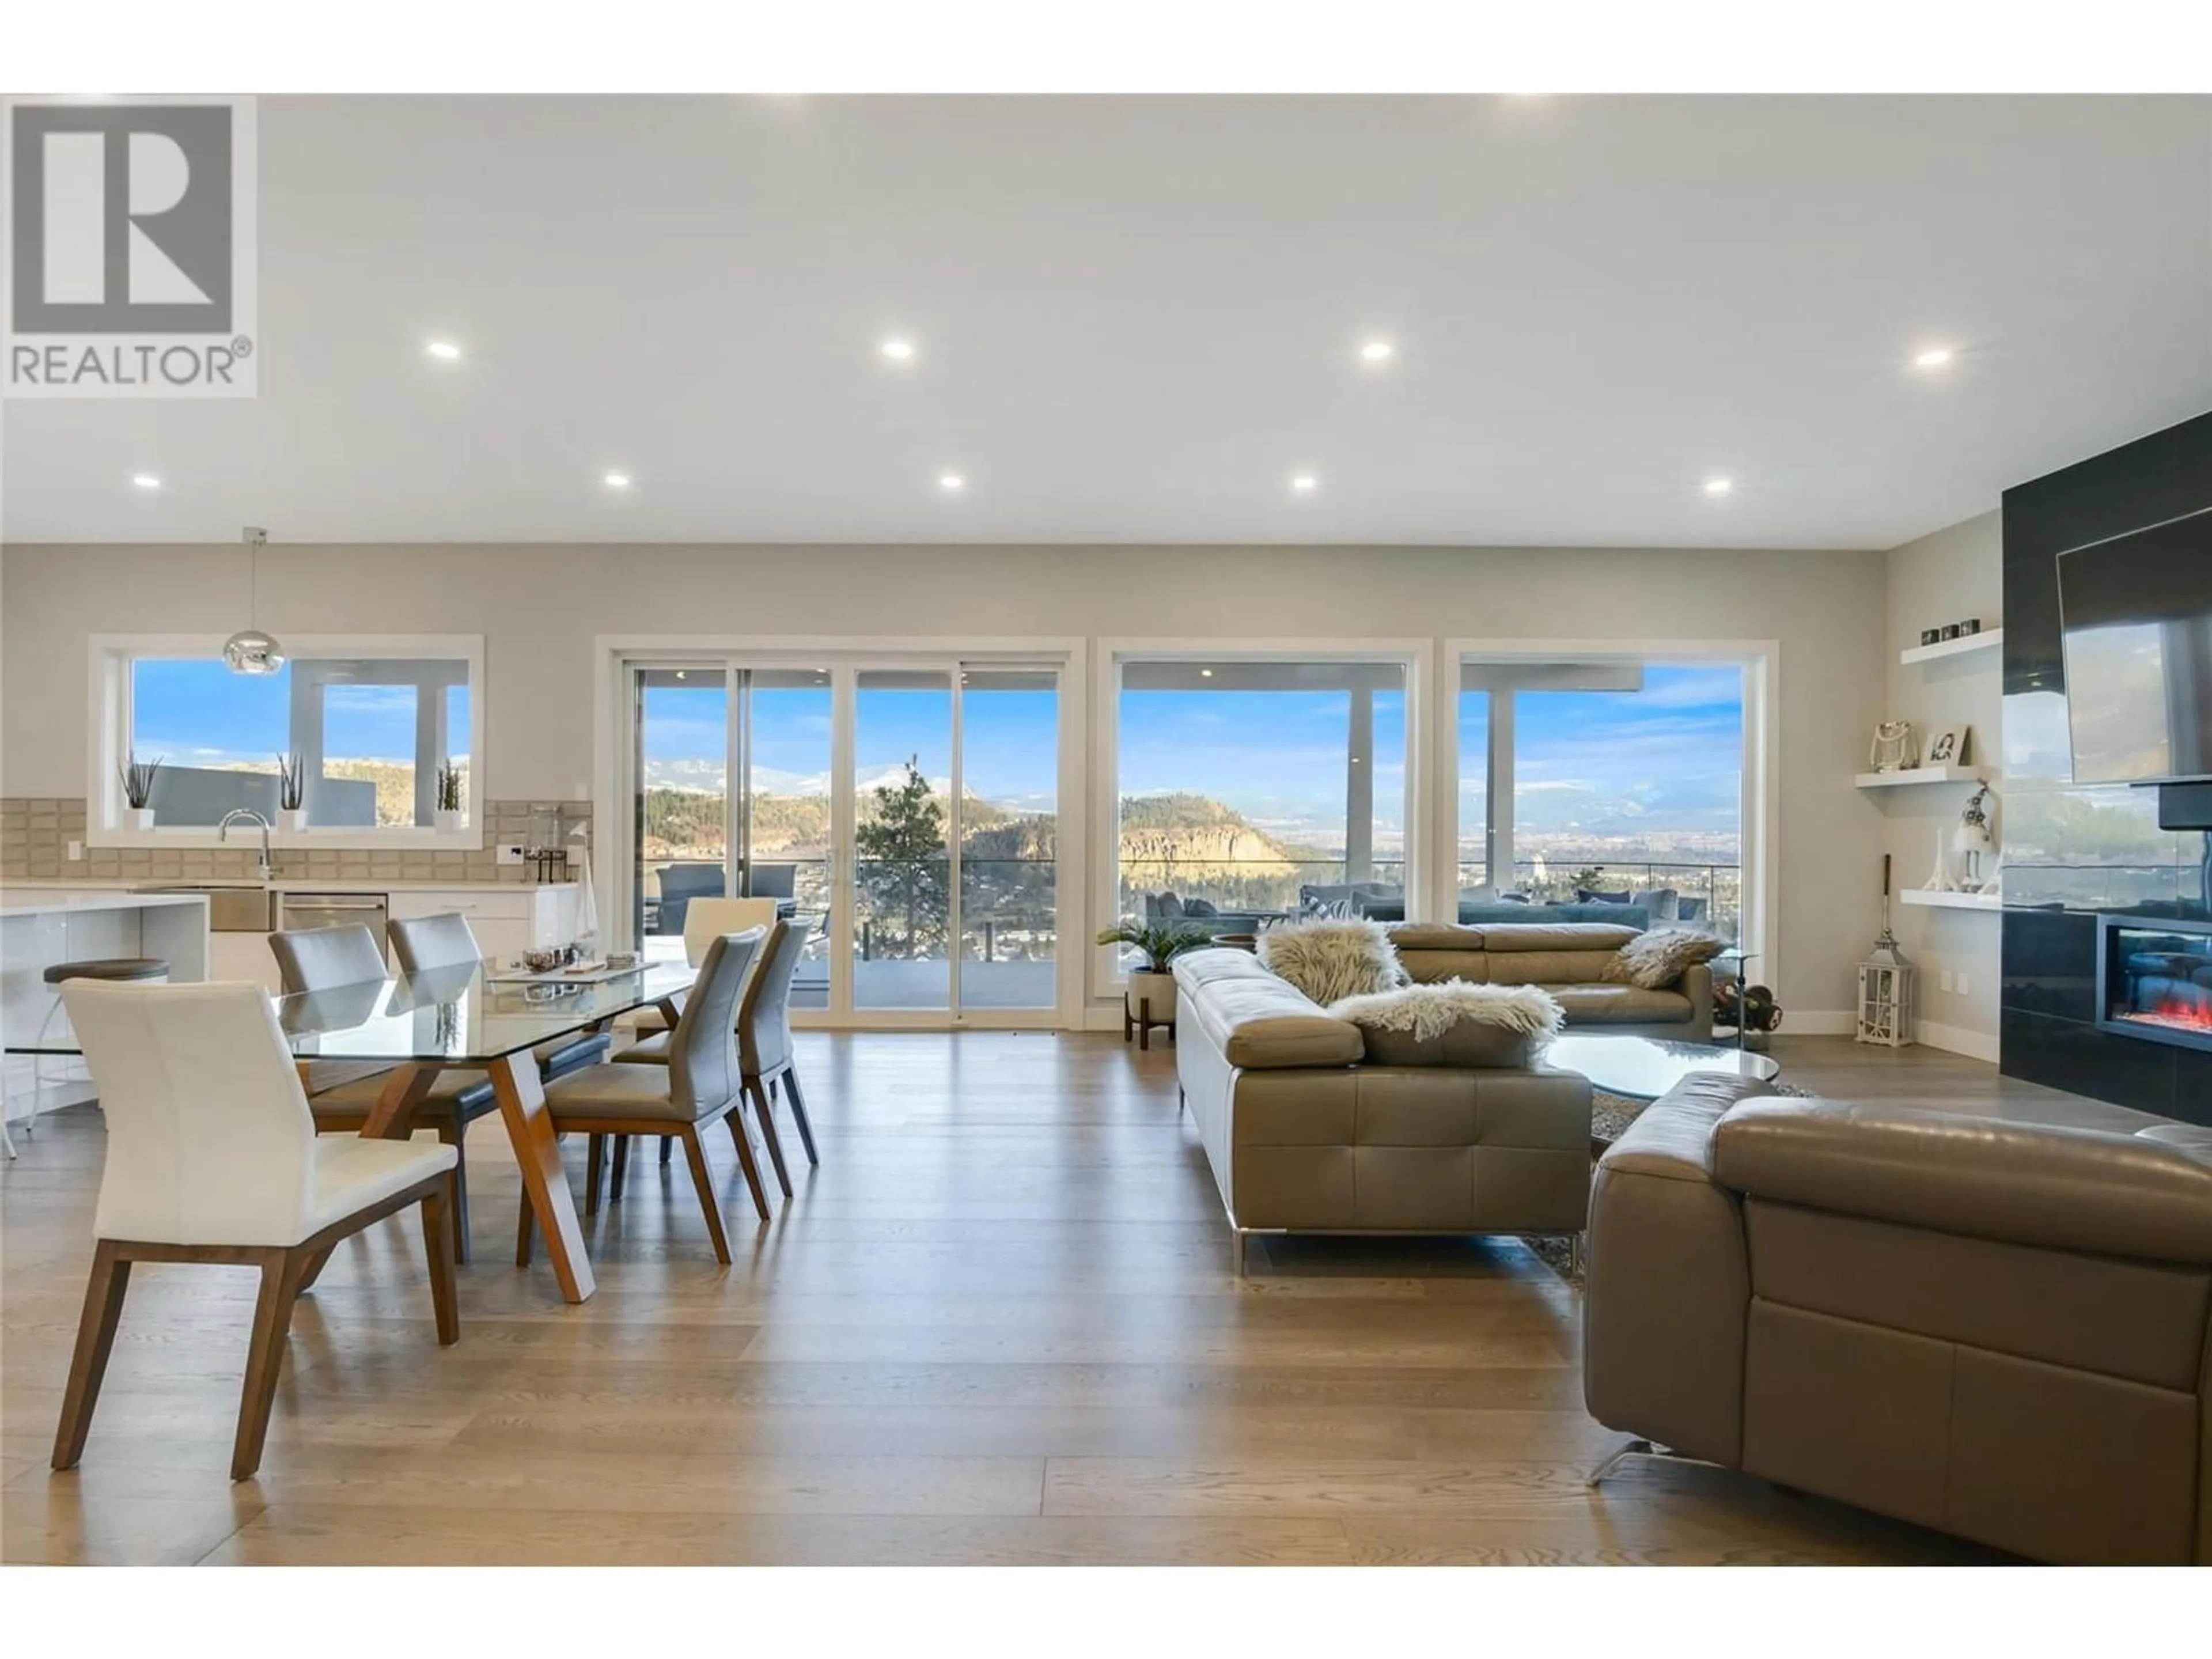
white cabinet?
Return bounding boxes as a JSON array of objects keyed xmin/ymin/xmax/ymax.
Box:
[
  {"xmin": 387, "ymin": 887, "xmax": 578, "ymax": 968},
  {"xmin": 209, "ymin": 929, "xmax": 283, "ymax": 993}
]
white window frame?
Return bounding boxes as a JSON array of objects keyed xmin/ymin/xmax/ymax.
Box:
[
  {"xmin": 87, "ymin": 632, "xmax": 488, "ymax": 850},
  {"xmin": 1442, "ymin": 638, "xmax": 1778, "ymax": 992},
  {"xmin": 592, "ymin": 634, "xmax": 1089, "ymax": 1032},
  {"xmin": 1095, "ymin": 637, "xmax": 1434, "ymax": 995}
]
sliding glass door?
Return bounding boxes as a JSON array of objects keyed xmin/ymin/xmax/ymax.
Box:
[{"xmin": 627, "ymin": 656, "xmax": 1060, "ymax": 1022}]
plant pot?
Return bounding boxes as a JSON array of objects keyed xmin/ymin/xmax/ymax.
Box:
[
  {"xmin": 127, "ymin": 806, "xmax": 155, "ymax": 831},
  {"xmin": 1127, "ymin": 969, "xmax": 1178, "ymax": 1027},
  {"xmin": 278, "ymin": 808, "xmax": 309, "ymax": 832},
  {"xmin": 434, "ymin": 809, "xmax": 464, "ymax": 832}
]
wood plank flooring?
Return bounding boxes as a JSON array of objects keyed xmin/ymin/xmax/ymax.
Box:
[{"xmin": 1, "ymin": 1032, "xmax": 2047, "ymax": 1566}]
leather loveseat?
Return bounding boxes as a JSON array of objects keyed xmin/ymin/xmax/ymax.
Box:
[
  {"xmin": 1584, "ymin": 1075, "xmax": 2212, "ymax": 1563},
  {"xmin": 1388, "ymin": 922, "xmax": 1715, "ymax": 1041},
  {"xmin": 1172, "ymin": 949, "xmax": 1593, "ymax": 1268}
]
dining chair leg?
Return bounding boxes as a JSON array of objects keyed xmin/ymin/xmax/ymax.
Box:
[
  {"xmin": 437, "ymin": 1123, "xmax": 474, "ymax": 1265},
  {"xmin": 722, "ymin": 1107, "xmax": 772, "ymax": 1220},
  {"xmin": 295, "ymin": 1244, "xmax": 337, "ymax": 1293},
  {"xmin": 233, "ymin": 1247, "xmax": 306, "ymax": 1480},
  {"xmin": 781, "ymin": 1065, "xmax": 821, "ymax": 1166},
  {"xmin": 745, "ymin": 1077, "xmax": 793, "ymax": 1197},
  {"xmin": 51, "ymin": 1240, "xmax": 132, "ymax": 1471},
  {"xmin": 514, "ymin": 1191, "xmax": 535, "ymax": 1267},
  {"xmin": 419, "ymin": 1176, "xmax": 461, "ymax": 1346},
  {"xmin": 679, "ymin": 1126, "xmax": 734, "ymax": 1265},
  {"xmin": 659, "ymin": 1135, "xmax": 673, "ymax": 1166},
  {"xmin": 611, "ymin": 1134, "xmax": 634, "ymax": 1201},
  {"xmin": 585, "ymin": 1133, "xmax": 606, "ymax": 1217}
]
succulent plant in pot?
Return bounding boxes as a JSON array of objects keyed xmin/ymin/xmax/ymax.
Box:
[
  {"xmin": 118, "ymin": 753, "xmax": 162, "ymax": 830},
  {"xmin": 1096, "ymin": 918, "xmax": 1213, "ymax": 1037},
  {"xmin": 434, "ymin": 759, "xmax": 465, "ymax": 831},
  {"xmin": 275, "ymin": 751, "xmax": 308, "ymax": 831}
]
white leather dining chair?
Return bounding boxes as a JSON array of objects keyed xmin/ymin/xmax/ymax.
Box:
[{"xmin": 51, "ymin": 979, "xmax": 461, "ymax": 1480}]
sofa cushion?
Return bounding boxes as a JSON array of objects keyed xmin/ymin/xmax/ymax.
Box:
[
  {"xmin": 1325, "ymin": 980, "xmax": 1563, "ymax": 1068},
  {"xmin": 1255, "ymin": 917, "xmax": 1406, "ymax": 1005},
  {"xmin": 1603, "ymin": 926, "xmax": 1728, "ymax": 990},
  {"xmin": 1173, "ymin": 949, "xmax": 1365, "ymax": 1069},
  {"xmin": 1479, "ymin": 923, "xmax": 1643, "ymax": 953},
  {"xmin": 1551, "ymin": 983, "xmax": 1696, "ymax": 1024},
  {"xmin": 1577, "ymin": 888, "xmax": 1633, "ymax": 905}
]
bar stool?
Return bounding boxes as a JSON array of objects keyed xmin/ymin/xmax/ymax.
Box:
[{"xmin": 26, "ymin": 957, "xmax": 168, "ymax": 1138}]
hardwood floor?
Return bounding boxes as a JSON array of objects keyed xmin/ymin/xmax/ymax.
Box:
[{"xmin": 0, "ymin": 1032, "xmax": 2049, "ymax": 1566}]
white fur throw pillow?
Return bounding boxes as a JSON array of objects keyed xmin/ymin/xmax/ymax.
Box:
[
  {"xmin": 1327, "ymin": 980, "xmax": 1563, "ymax": 1068},
  {"xmin": 1601, "ymin": 927, "xmax": 1726, "ymax": 990},
  {"xmin": 1257, "ymin": 917, "xmax": 1406, "ymax": 1005}
]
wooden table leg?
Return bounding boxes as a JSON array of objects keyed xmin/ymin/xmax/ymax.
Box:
[{"xmin": 488, "ymin": 1051, "xmax": 595, "ymax": 1304}]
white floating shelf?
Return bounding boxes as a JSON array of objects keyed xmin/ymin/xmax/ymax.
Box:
[
  {"xmin": 1900, "ymin": 889, "xmax": 2003, "ymax": 912},
  {"xmin": 1900, "ymin": 627, "xmax": 2002, "ymax": 665},
  {"xmin": 1855, "ymin": 765, "xmax": 1987, "ymax": 789}
]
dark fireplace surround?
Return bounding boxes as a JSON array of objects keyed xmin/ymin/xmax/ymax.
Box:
[{"xmin": 2099, "ymin": 915, "xmax": 2212, "ymax": 1056}]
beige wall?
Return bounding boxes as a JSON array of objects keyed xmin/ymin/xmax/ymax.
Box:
[
  {"xmin": 1, "ymin": 540, "xmax": 1889, "ymax": 1019},
  {"xmin": 1880, "ymin": 512, "xmax": 2004, "ymax": 1057}
]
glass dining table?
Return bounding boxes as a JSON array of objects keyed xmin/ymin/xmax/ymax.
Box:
[{"xmin": 15, "ymin": 960, "xmax": 697, "ymax": 1305}]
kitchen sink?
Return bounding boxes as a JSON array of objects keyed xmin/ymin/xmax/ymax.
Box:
[{"xmin": 137, "ymin": 885, "xmax": 281, "ymax": 932}]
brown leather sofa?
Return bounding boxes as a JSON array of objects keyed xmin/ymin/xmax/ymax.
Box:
[
  {"xmin": 1173, "ymin": 949, "xmax": 1593, "ymax": 1268},
  {"xmin": 1584, "ymin": 1074, "xmax": 2212, "ymax": 1563},
  {"xmin": 1388, "ymin": 923, "xmax": 1715, "ymax": 1040}
]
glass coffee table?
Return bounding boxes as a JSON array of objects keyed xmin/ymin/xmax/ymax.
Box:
[{"xmin": 1547, "ymin": 1033, "xmax": 1781, "ymax": 1103}]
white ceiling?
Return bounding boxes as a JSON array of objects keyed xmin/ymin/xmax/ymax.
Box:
[{"xmin": 5, "ymin": 94, "xmax": 2209, "ymax": 549}]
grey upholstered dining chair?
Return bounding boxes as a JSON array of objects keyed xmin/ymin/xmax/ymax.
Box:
[{"xmin": 517, "ymin": 929, "xmax": 770, "ymax": 1263}]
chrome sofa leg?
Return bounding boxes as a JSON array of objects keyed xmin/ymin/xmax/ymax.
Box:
[
  {"xmin": 1570, "ymin": 1230, "xmax": 1586, "ymax": 1278},
  {"xmin": 1230, "ymin": 1230, "xmax": 1248, "ymax": 1277},
  {"xmin": 1587, "ymin": 1438, "xmax": 1656, "ymax": 1486}
]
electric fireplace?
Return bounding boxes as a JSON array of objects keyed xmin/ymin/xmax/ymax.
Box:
[{"xmin": 2097, "ymin": 915, "xmax": 2212, "ymax": 1054}]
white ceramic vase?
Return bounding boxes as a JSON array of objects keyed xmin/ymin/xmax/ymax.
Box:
[
  {"xmin": 127, "ymin": 806, "xmax": 155, "ymax": 831},
  {"xmin": 434, "ymin": 809, "xmax": 464, "ymax": 832},
  {"xmin": 1127, "ymin": 969, "xmax": 1178, "ymax": 1028},
  {"xmin": 278, "ymin": 808, "xmax": 309, "ymax": 832}
]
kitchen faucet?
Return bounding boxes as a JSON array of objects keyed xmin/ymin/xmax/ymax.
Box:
[{"xmin": 218, "ymin": 808, "xmax": 276, "ymax": 882}]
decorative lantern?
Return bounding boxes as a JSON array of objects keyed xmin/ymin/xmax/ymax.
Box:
[{"xmin": 1857, "ymin": 855, "xmax": 1915, "ymax": 1047}]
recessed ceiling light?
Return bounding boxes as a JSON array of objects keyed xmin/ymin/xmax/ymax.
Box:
[
  {"xmin": 1703, "ymin": 477, "xmax": 1734, "ymax": 497},
  {"xmin": 130, "ymin": 474, "xmax": 161, "ymax": 490},
  {"xmin": 880, "ymin": 338, "xmax": 916, "ymax": 362},
  {"xmin": 1200, "ymin": 668, "xmax": 1214, "ymax": 678},
  {"xmin": 1291, "ymin": 473, "xmax": 1319, "ymax": 493},
  {"xmin": 1914, "ymin": 346, "xmax": 1955, "ymax": 369},
  {"xmin": 604, "ymin": 472, "xmax": 633, "ymax": 489},
  {"xmin": 938, "ymin": 472, "xmax": 965, "ymax": 492},
  {"xmin": 1359, "ymin": 340, "xmax": 1394, "ymax": 363},
  {"xmin": 425, "ymin": 340, "xmax": 461, "ymax": 361}
]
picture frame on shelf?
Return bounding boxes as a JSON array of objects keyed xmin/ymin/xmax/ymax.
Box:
[
  {"xmin": 1868, "ymin": 719, "xmax": 1918, "ymax": 774},
  {"xmin": 1923, "ymin": 724, "xmax": 1970, "ymax": 767}
]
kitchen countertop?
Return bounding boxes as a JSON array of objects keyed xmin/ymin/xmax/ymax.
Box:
[
  {"xmin": 1, "ymin": 878, "xmax": 578, "ymax": 895},
  {"xmin": 1, "ymin": 890, "xmax": 213, "ymax": 919}
]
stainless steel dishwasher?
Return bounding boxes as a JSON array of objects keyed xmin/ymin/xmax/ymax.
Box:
[{"xmin": 275, "ymin": 892, "xmax": 391, "ymax": 960}]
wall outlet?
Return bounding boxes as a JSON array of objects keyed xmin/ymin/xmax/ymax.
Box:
[
  {"xmin": 66, "ymin": 839, "xmax": 83, "ymax": 861},
  {"xmin": 1938, "ymin": 969, "xmax": 1954, "ymax": 993},
  {"xmin": 496, "ymin": 843, "xmax": 526, "ymax": 865},
  {"xmin": 1956, "ymin": 972, "xmax": 1971, "ymax": 997}
]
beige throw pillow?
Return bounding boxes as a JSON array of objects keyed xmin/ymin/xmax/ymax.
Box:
[
  {"xmin": 1601, "ymin": 927, "xmax": 1726, "ymax": 990},
  {"xmin": 1256, "ymin": 917, "xmax": 1406, "ymax": 1005}
]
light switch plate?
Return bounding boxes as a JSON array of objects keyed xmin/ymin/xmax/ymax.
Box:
[
  {"xmin": 496, "ymin": 843, "xmax": 526, "ymax": 865},
  {"xmin": 1956, "ymin": 972, "xmax": 1970, "ymax": 997},
  {"xmin": 1938, "ymin": 969, "xmax": 1955, "ymax": 993}
]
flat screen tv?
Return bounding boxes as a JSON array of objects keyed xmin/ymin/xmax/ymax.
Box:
[{"xmin": 2057, "ymin": 509, "xmax": 2212, "ymax": 785}]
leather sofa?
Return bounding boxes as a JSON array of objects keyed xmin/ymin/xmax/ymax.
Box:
[
  {"xmin": 1389, "ymin": 922, "xmax": 1714, "ymax": 1040},
  {"xmin": 1584, "ymin": 1075, "xmax": 2212, "ymax": 1563},
  {"xmin": 1172, "ymin": 949, "xmax": 1592, "ymax": 1266}
]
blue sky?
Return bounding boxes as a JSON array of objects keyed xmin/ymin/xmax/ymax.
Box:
[{"xmin": 131, "ymin": 660, "xmax": 471, "ymax": 766}]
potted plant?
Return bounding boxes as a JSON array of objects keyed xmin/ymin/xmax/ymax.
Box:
[
  {"xmin": 434, "ymin": 759, "xmax": 465, "ymax": 831},
  {"xmin": 276, "ymin": 751, "xmax": 308, "ymax": 831},
  {"xmin": 119, "ymin": 753, "xmax": 162, "ymax": 831},
  {"xmin": 1096, "ymin": 918, "xmax": 1213, "ymax": 1040}
]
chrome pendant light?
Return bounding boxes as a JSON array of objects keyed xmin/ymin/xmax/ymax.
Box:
[{"xmin": 224, "ymin": 525, "xmax": 285, "ymax": 676}]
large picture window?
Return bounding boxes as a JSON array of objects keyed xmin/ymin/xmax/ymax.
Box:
[
  {"xmin": 1458, "ymin": 658, "xmax": 1745, "ymax": 939},
  {"xmin": 94, "ymin": 635, "xmax": 484, "ymax": 842},
  {"xmin": 1113, "ymin": 657, "xmax": 1410, "ymax": 940}
]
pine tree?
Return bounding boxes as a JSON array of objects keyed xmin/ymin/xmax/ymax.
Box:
[{"xmin": 855, "ymin": 756, "xmax": 948, "ymax": 956}]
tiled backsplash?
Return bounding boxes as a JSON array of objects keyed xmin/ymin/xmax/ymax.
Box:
[{"xmin": 0, "ymin": 798, "xmax": 592, "ymax": 884}]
